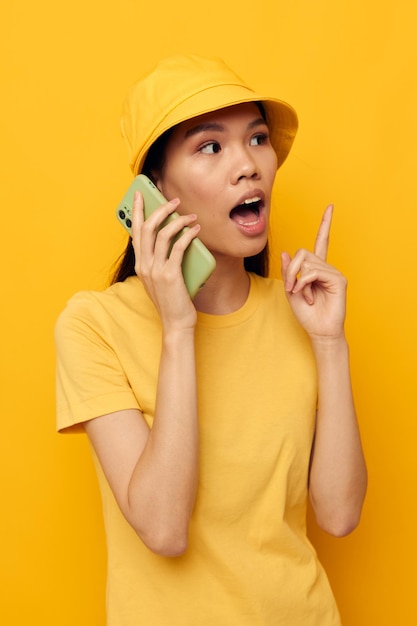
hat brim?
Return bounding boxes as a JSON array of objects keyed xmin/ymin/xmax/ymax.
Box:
[{"xmin": 133, "ymin": 83, "xmax": 298, "ymax": 175}]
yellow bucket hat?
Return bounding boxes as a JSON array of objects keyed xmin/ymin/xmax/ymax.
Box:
[{"xmin": 121, "ymin": 54, "xmax": 298, "ymax": 176}]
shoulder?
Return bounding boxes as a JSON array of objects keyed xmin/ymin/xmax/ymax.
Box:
[
  {"xmin": 58, "ymin": 275, "xmax": 143, "ymax": 312},
  {"xmin": 252, "ymin": 274, "xmax": 312, "ymax": 338},
  {"xmin": 56, "ymin": 276, "xmax": 152, "ymax": 330},
  {"xmin": 251, "ymin": 274, "xmax": 288, "ymax": 307}
]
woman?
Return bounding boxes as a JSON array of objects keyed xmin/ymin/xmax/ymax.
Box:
[{"xmin": 55, "ymin": 55, "xmax": 367, "ymax": 625}]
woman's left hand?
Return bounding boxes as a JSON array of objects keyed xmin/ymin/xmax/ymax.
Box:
[{"xmin": 281, "ymin": 205, "xmax": 347, "ymax": 341}]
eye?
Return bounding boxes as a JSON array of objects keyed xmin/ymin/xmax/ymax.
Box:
[
  {"xmin": 199, "ymin": 141, "xmax": 221, "ymax": 154},
  {"xmin": 250, "ymin": 133, "xmax": 269, "ymax": 146}
]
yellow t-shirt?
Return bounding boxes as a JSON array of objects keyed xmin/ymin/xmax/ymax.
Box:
[{"xmin": 55, "ymin": 273, "xmax": 341, "ymax": 625}]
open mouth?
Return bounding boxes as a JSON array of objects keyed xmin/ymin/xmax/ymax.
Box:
[{"xmin": 229, "ymin": 197, "xmax": 263, "ymax": 226}]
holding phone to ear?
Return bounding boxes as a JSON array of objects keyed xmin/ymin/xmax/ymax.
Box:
[{"xmin": 116, "ymin": 174, "xmax": 216, "ymax": 299}]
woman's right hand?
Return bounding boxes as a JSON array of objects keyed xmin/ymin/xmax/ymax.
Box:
[
  {"xmin": 84, "ymin": 190, "xmax": 201, "ymax": 558},
  {"xmin": 131, "ymin": 190, "xmax": 200, "ymax": 331}
]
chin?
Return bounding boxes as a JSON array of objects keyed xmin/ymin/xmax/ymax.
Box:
[{"xmin": 243, "ymin": 237, "xmax": 268, "ymax": 258}]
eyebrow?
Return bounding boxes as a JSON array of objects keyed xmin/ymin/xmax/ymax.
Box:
[{"xmin": 183, "ymin": 117, "xmax": 267, "ymax": 140}]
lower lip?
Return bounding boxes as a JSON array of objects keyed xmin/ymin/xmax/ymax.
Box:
[{"xmin": 230, "ymin": 209, "xmax": 267, "ymax": 236}]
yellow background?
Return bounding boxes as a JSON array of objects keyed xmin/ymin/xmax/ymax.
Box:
[{"xmin": 1, "ymin": 1, "xmax": 416, "ymax": 624}]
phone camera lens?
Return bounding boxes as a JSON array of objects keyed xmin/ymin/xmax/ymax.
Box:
[
  {"xmin": 118, "ymin": 210, "xmax": 126, "ymax": 220},
  {"xmin": 126, "ymin": 219, "xmax": 132, "ymax": 228}
]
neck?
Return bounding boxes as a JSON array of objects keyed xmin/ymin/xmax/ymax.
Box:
[{"xmin": 192, "ymin": 258, "xmax": 251, "ymax": 315}]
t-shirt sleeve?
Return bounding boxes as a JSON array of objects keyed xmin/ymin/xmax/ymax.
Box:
[{"xmin": 55, "ymin": 292, "xmax": 140, "ymax": 433}]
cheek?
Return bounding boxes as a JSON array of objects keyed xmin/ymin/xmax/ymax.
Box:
[
  {"xmin": 160, "ymin": 158, "xmax": 212, "ymax": 198},
  {"xmin": 265, "ymin": 151, "xmax": 278, "ymax": 182},
  {"xmin": 174, "ymin": 170, "xmax": 225, "ymax": 216}
]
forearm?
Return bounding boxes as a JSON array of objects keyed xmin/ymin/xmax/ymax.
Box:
[
  {"xmin": 308, "ymin": 335, "xmax": 367, "ymax": 536},
  {"xmin": 127, "ymin": 328, "xmax": 199, "ymax": 555}
]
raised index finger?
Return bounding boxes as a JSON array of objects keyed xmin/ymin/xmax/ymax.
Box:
[{"xmin": 314, "ymin": 204, "xmax": 334, "ymax": 260}]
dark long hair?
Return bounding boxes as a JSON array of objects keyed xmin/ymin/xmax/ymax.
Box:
[{"xmin": 111, "ymin": 103, "xmax": 270, "ymax": 284}]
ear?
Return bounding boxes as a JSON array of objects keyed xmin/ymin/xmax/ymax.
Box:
[{"xmin": 149, "ymin": 171, "xmax": 164, "ymax": 194}]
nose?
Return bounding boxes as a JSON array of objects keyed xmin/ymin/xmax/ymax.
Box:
[{"xmin": 230, "ymin": 146, "xmax": 260, "ymax": 184}]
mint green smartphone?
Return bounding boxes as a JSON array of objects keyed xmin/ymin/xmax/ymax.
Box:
[{"xmin": 116, "ymin": 174, "xmax": 216, "ymax": 299}]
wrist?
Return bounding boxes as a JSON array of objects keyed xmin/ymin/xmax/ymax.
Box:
[
  {"xmin": 162, "ymin": 326, "xmax": 196, "ymax": 347},
  {"xmin": 310, "ymin": 333, "xmax": 349, "ymax": 356}
]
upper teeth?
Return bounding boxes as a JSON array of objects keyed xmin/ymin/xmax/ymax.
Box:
[{"xmin": 243, "ymin": 197, "xmax": 261, "ymax": 204}]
